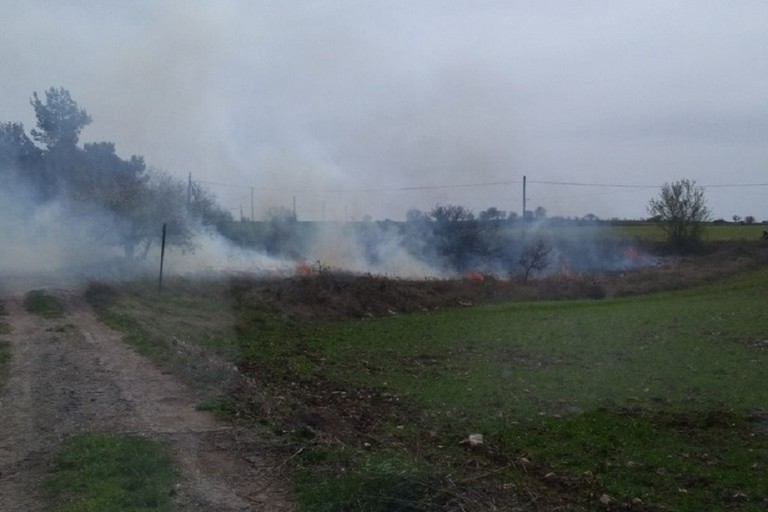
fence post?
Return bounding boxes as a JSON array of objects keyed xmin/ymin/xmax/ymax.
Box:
[{"xmin": 158, "ymin": 223, "xmax": 167, "ymax": 293}]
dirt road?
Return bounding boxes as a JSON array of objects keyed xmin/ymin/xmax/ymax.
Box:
[{"xmin": 0, "ymin": 288, "xmax": 293, "ymax": 511}]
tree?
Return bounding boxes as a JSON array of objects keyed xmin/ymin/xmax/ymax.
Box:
[
  {"xmin": 517, "ymin": 239, "xmax": 551, "ymax": 281},
  {"xmin": 478, "ymin": 207, "xmax": 506, "ymax": 221},
  {"xmin": 428, "ymin": 204, "xmax": 480, "ymax": 271},
  {"xmin": 647, "ymin": 178, "xmax": 711, "ymax": 252},
  {"xmin": 116, "ymin": 170, "xmax": 198, "ymax": 259},
  {"xmin": 0, "ymin": 122, "xmax": 42, "ymax": 170},
  {"xmin": 429, "ymin": 204, "xmax": 475, "ymax": 224},
  {"xmin": 405, "ymin": 208, "xmax": 429, "ymax": 224},
  {"xmin": 30, "ymin": 87, "xmax": 92, "ymax": 149},
  {"xmin": 744, "ymin": 215, "xmax": 756, "ymax": 225}
]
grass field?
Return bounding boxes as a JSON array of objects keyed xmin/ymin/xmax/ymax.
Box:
[
  {"xmin": 616, "ymin": 223, "xmax": 766, "ymax": 243},
  {"xmin": 89, "ymin": 244, "xmax": 768, "ymax": 511}
]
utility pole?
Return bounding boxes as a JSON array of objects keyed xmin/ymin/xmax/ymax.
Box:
[
  {"xmin": 522, "ymin": 175, "xmax": 527, "ymax": 240},
  {"xmin": 523, "ymin": 175, "xmax": 527, "ymax": 223},
  {"xmin": 250, "ymin": 187, "xmax": 254, "ymax": 222},
  {"xmin": 187, "ymin": 173, "xmax": 192, "ymax": 207},
  {"xmin": 293, "ymin": 196, "xmax": 297, "ymax": 220}
]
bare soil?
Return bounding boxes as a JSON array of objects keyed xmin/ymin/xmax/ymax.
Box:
[{"xmin": 0, "ymin": 288, "xmax": 293, "ymax": 512}]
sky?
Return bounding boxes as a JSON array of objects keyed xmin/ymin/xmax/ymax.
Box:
[{"xmin": 2, "ymin": 0, "xmax": 767, "ymax": 222}]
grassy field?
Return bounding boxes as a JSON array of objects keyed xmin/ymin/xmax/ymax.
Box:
[
  {"xmin": 46, "ymin": 433, "xmax": 177, "ymax": 512},
  {"xmin": 89, "ymin": 245, "xmax": 768, "ymax": 511},
  {"xmin": 616, "ymin": 223, "xmax": 766, "ymax": 242}
]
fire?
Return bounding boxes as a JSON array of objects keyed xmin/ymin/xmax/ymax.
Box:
[
  {"xmin": 560, "ymin": 256, "xmax": 574, "ymax": 279},
  {"xmin": 623, "ymin": 246, "xmax": 643, "ymax": 263},
  {"xmin": 466, "ymin": 271, "xmax": 485, "ymax": 282},
  {"xmin": 296, "ymin": 260, "xmax": 313, "ymax": 277}
]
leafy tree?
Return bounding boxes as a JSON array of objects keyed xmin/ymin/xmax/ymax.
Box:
[
  {"xmin": 478, "ymin": 207, "xmax": 506, "ymax": 221},
  {"xmin": 744, "ymin": 215, "xmax": 756, "ymax": 225},
  {"xmin": 188, "ymin": 180, "xmax": 233, "ymax": 228},
  {"xmin": 534, "ymin": 206, "xmax": 547, "ymax": 221},
  {"xmin": 30, "ymin": 87, "xmax": 92, "ymax": 149},
  {"xmin": 0, "ymin": 122, "xmax": 42, "ymax": 171},
  {"xmin": 427, "ymin": 204, "xmax": 480, "ymax": 271},
  {"xmin": 1, "ymin": 87, "xmax": 231, "ymax": 259},
  {"xmin": 116, "ymin": 170, "xmax": 197, "ymax": 259},
  {"xmin": 647, "ymin": 178, "xmax": 711, "ymax": 252}
]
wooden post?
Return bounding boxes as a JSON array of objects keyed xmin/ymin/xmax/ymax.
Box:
[{"xmin": 158, "ymin": 223, "xmax": 167, "ymax": 293}]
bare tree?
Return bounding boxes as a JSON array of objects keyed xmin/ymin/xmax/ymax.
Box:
[
  {"xmin": 518, "ymin": 239, "xmax": 551, "ymax": 281},
  {"xmin": 647, "ymin": 179, "xmax": 711, "ymax": 253}
]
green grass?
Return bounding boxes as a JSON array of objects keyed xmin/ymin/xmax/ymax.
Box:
[
  {"xmin": 242, "ymin": 270, "xmax": 768, "ymax": 418},
  {"xmin": 618, "ymin": 223, "xmax": 766, "ymax": 242},
  {"xmin": 234, "ymin": 270, "xmax": 768, "ymax": 510},
  {"xmin": 46, "ymin": 433, "xmax": 177, "ymax": 512},
  {"xmin": 92, "ymin": 267, "xmax": 768, "ymax": 510},
  {"xmin": 86, "ymin": 278, "xmax": 241, "ymax": 395},
  {"xmin": 23, "ymin": 290, "xmax": 65, "ymax": 318}
]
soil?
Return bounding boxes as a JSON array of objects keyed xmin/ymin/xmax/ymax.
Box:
[{"xmin": 0, "ymin": 287, "xmax": 293, "ymax": 512}]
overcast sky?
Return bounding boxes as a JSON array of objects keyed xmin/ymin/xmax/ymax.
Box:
[{"xmin": 3, "ymin": 1, "xmax": 767, "ymax": 221}]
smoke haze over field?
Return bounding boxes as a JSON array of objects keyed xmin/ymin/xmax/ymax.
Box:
[{"xmin": 2, "ymin": 1, "xmax": 768, "ymax": 222}]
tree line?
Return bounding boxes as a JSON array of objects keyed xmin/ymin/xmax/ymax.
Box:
[
  {"xmin": 0, "ymin": 88, "xmax": 724, "ymax": 274},
  {"xmin": 0, "ymin": 87, "xmax": 231, "ymax": 258}
]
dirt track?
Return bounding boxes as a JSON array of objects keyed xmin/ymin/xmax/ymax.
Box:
[{"xmin": 0, "ymin": 288, "xmax": 293, "ymax": 511}]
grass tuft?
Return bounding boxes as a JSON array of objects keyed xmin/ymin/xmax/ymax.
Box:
[
  {"xmin": 23, "ymin": 290, "xmax": 64, "ymax": 318},
  {"xmin": 47, "ymin": 433, "xmax": 177, "ymax": 512}
]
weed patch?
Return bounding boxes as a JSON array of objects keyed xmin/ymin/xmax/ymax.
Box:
[
  {"xmin": 46, "ymin": 433, "xmax": 177, "ymax": 512},
  {"xmin": 23, "ymin": 290, "xmax": 64, "ymax": 318}
]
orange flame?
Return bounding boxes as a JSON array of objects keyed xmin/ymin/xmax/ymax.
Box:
[
  {"xmin": 296, "ymin": 260, "xmax": 313, "ymax": 277},
  {"xmin": 466, "ymin": 271, "xmax": 485, "ymax": 282}
]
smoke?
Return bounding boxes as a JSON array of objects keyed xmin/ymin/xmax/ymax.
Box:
[
  {"xmin": 0, "ymin": 163, "xmax": 659, "ymax": 289},
  {"xmin": 0, "ymin": 179, "xmax": 124, "ymax": 288}
]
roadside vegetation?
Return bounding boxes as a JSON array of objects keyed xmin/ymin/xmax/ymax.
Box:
[
  {"xmin": 23, "ymin": 289, "xmax": 64, "ymax": 318},
  {"xmin": 46, "ymin": 433, "xmax": 177, "ymax": 512},
  {"xmin": 87, "ymin": 241, "xmax": 768, "ymax": 511}
]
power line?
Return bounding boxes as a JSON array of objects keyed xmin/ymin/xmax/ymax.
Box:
[{"xmin": 195, "ymin": 177, "xmax": 768, "ymax": 193}]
